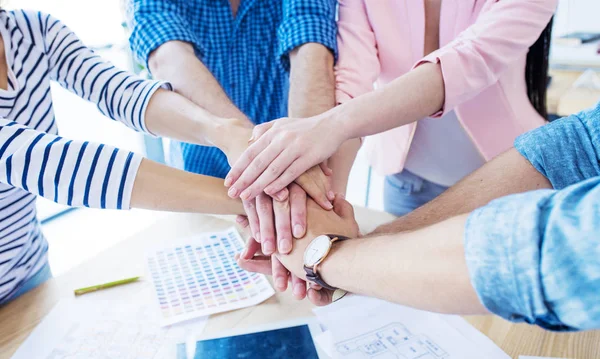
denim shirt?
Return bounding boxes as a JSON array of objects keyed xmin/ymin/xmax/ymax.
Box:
[{"xmin": 465, "ymin": 101, "xmax": 600, "ymax": 331}]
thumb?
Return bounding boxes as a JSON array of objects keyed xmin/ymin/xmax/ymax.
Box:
[
  {"xmin": 319, "ymin": 161, "xmax": 333, "ymax": 176},
  {"xmin": 249, "ymin": 122, "xmax": 274, "ymax": 144},
  {"xmin": 332, "ymin": 194, "xmax": 355, "ymax": 220}
]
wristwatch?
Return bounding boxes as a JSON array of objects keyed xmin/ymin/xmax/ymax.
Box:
[{"xmin": 303, "ymin": 234, "xmax": 350, "ymax": 290}]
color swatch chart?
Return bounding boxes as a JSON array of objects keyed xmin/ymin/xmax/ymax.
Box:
[{"xmin": 146, "ymin": 227, "xmax": 274, "ymax": 326}]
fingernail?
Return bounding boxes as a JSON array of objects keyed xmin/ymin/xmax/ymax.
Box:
[
  {"xmin": 293, "ymin": 224, "xmax": 304, "ymax": 238},
  {"xmin": 325, "ymin": 201, "xmax": 333, "ymax": 209},
  {"xmin": 263, "ymin": 241, "xmax": 274, "ymax": 255},
  {"xmin": 276, "ymin": 277, "xmax": 286, "ymax": 291},
  {"xmin": 240, "ymin": 248, "xmax": 248, "ymax": 259},
  {"xmin": 224, "ymin": 177, "xmax": 232, "ymax": 187},
  {"xmin": 228, "ymin": 187, "xmax": 238, "ymax": 197},
  {"xmin": 234, "ymin": 253, "xmax": 240, "ymax": 260},
  {"xmin": 275, "ymin": 192, "xmax": 285, "ymax": 201},
  {"xmin": 293, "ymin": 283, "xmax": 303, "ymax": 296},
  {"xmin": 236, "ymin": 216, "xmax": 245, "ymax": 223},
  {"xmin": 328, "ymin": 191, "xmax": 335, "ymax": 200},
  {"xmin": 255, "ymin": 233, "xmax": 261, "ymax": 242},
  {"xmin": 338, "ymin": 193, "xmax": 346, "ymax": 200},
  {"xmin": 240, "ymin": 190, "xmax": 251, "ymax": 200},
  {"xmin": 279, "ymin": 239, "xmax": 291, "ymax": 254}
]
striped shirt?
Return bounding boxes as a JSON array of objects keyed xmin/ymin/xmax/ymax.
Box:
[{"xmin": 0, "ymin": 10, "xmax": 167, "ymax": 304}]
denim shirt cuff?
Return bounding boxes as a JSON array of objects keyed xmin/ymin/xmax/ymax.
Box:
[{"xmin": 464, "ymin": 190, "xmax": 555, "ymax": 325}]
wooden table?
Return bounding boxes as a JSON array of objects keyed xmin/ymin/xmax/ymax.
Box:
[
  {"xmin": 548, "ymin": 69, "xmax": 600, "ymax": 116},
  {"xmin": 1, "ymin": 208, "xmax": 599, "ymax": 359}
]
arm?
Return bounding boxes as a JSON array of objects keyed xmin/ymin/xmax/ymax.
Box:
[
  {"xmin": 267, "ymin": 197, "xmax": 484, "ymax": 314},
  {"xmin": 375, "ymin": 101, "xmax": 600, "ymax": 233},
  {"xmin": 274, "ymin": 181, "xmax": 600, "ymax": 330},
  {"xmin": 126, "ymin": 0, "xmax": 250, "ymax": 125},
  {"xmin": 225, "ymin": 0, "xmax": 558, "ymax": 196},
  {"xmin": 43, "ymin": 13, "xmax": 250, "ymax": 163},
  {"xmin": 372, "ymin": 148, "xmax": 551, "ymax": 233},
  {"xmin": 131, "ymin": 159, "xmax": 243, "ymax": 214},
  {"xmin": 336, "ymin": 0, "xmax": 559, "ymax": 138},
  {"xmin": 324, "ymin": 179, "xmax": 600, "ymax": 329},
  {"xmin": 283, "ymin": 0, "xmax": 358, "ymax": 194},
  {"xmin": 0, "ymin": 119, "xmax": 243, "ymax": 214},
  {"xmin": 148, "ymin": 41, "xmax": 251, "ymax": 125},
  {"xmin": 288, "ymin": 43, "xmax": 360, "ymax": 195}
]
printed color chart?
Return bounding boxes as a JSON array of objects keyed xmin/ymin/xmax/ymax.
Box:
[{"xmin": 146, "ymin": 227, "xmax": 275, "ymax": 326}]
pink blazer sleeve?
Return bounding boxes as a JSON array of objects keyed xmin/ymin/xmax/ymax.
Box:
[
  {"xmin": 335, "ymin": 0, "xmax": 380, "ymax": 104},
  {"xmin": 415, "ymin": 0, "xmax": 557, "ymax": 117}
]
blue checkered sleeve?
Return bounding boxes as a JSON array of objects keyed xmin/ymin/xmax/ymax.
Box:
[
  {"xmin": 126, "ymin": 0, "xmax": 205, "ymax": 68},
  {"xmin": 277, "ymin": 0, "xmax": 338, "ymax": 71}
]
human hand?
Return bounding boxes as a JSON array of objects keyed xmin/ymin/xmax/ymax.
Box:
[
  {"xmin": 236, "ymin": 236, "xmax": 307, "ymax": 299},
  {"xmin": 237, "ymin": 195, "xmax": 359, "ymax": 305},
  {"xmin": 236, "ymin": 163, "xmax": 335, "ymax": 253},
  {"xmin": 224, "ymin": 115, "xmax": 346, "ymax": 201},
  {"xmin": 237, "ymin": 183, "xmax": 307, "ymax": 255}
]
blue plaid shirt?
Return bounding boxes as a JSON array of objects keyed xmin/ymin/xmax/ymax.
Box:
[
  {"xmin": 126, "ymin": 0, "xmax": 337, "ymax": 177},
  {"xmin": 465, "ymin": 101, "xmax": 600, "ymax": 331}
]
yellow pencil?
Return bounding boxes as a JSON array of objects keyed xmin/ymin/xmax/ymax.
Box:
[{"xmin": 74, "ymin": 276, "xmax": 141, "ymax": 296}]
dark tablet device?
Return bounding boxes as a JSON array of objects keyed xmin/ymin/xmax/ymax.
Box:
[{"xmin": 178, "ymin": 322, "xmax": 322, "ymax": 359}]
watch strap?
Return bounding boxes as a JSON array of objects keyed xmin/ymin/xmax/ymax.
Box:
[{"xmin": 304, "ymin": 234, "xmax": 351, "ymax": 291}]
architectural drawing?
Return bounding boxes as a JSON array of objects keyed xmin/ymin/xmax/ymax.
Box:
[{"xmin": 335, "ymin": 323, "xmax": 449, "ymax": 359}]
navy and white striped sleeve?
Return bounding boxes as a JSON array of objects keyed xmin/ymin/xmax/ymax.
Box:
[
  {"xmin": 40, "ymin": 13, "xmax": 171, "ymax": 134},
  {"xmin": 0, "ymin": 119, "xmax": 143, "ymax": 210}
]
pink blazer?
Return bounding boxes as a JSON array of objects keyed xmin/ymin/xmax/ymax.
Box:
[{"xmin": 335, "ymin": 0, "xmax": 557, "ymax": 175}]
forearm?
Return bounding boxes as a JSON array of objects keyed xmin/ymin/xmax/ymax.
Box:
[
  {"xmin": 149, "ymin": 41, "xmax": 251, "ymax": 124},
  {"xmin": 373, "ymin": 148, "xmax": 552, "ymax": 234},
  {"xmin": 131, "ymin": 159, "xmax": 244, "ymax": 214},
  {"xmin": 288, "ymin": 43, "xmax": 335, "ymax": 117},
  {"xmin": 144, "ymin": 88, "xmax": 232, "ymax": 148},
  {"xmin": 330, "ymin": 63, "xmax": 445, "ymax": 140},
  {"xmin": 321, "ymin": 214, "xmax": 486, "ymax": 314},
  {"xmin": 288, "ymin": 43, "xmax": 358, "ymax": 193},
  {"xmin": 327, "ymin": 139, "xmax": 360, "ymax": 194}
]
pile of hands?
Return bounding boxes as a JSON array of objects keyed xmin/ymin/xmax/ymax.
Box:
[{"xmin": 222, "ymin": 119, "xmax": 359, "ymax": 306}]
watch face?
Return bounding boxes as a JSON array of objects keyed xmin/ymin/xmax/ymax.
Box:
[{"xmin": 304, "ymin": 235, "xmax": 332, "ymax": 266}]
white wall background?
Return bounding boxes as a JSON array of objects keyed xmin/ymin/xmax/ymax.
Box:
[{"xmin": 554, "ymin": 0, "xmax": 600, "ymax": 36}]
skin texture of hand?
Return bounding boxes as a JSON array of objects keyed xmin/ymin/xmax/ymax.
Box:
[
  {"xmin": 224, "ymin": 116, "xmax": 346, "ymax": 201},
  {"xmin": 236, "ymin": 166, "xmax": 334, "ymax": 256},
  {"xmin": 237, "ymin": 195, "xmax": 359, "ymax": 305}
]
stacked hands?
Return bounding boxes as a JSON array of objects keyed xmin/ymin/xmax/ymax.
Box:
[{"xmin": 222, "ymin": 117, "xmax": 357, "ymax": 306}]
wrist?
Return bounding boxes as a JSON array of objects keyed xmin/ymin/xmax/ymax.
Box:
[
  {"xmin": 315, "ymin": 236, "xmax": 356, "ymax": 290},
  {"xmin": 322, "ymin": 106, "xmax": 353, "ymax": 144}
]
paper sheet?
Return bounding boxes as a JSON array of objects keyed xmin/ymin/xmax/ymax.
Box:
[
  {"xmin": 146, "ymin": 227, "xmax": 275, "ymax": 326},
  {"xmin": 313, "ymin": 294, "xmax": 510, "ymax": 359},
  {"xmin": 314, "ymin": 331, "xmax": 335, "ymax": 358},
  {"xmin": 519, "ymin": 357, "xmax": 571, "ymax": 359},
  {"xmin": 11, "ymin": 297, "xmax": 208, "ymax": 359}
]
